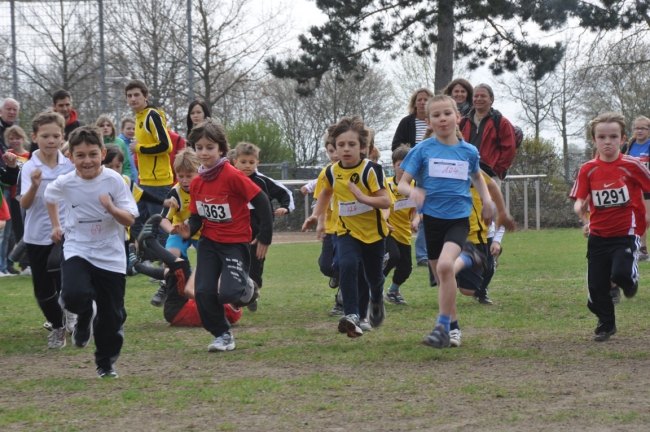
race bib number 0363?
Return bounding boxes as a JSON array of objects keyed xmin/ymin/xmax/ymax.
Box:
[
  {"xmin": 591, "ymin": 185, "xmax": 630, "ymax": 209},
  {"xmin": 198, "ymin": 201, "xmax": 232, "ymax": 223}
]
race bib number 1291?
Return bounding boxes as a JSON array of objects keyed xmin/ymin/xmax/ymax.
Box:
[{"xmin": 591, "ymin": 185, "xmax": 630, "ymax": 209}]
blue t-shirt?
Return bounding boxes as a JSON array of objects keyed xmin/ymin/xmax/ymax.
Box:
[
  {"xmin": 628, "ymin": 139, "xmax": 650, "ymax": 159},
  {"xmin": 401, "ymin": 137, "xmax": 480, "ymax": 219}
]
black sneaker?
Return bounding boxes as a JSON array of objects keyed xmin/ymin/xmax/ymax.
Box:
[
  {"xmin": 472, "ymin": 294, "xmax": 494, "ymax": 305},
  {"xmin": 368, "ymin": 296, "xmax": 386, "ymax": 328},
  {"xmin": 5, "ymin": 265, "xmax": 19, "ymax": 275},
  {"xmin": 385, "ymin": 289, "xmax": 407, "ymax": 305},
  {"xmin": 593, "ymin": 322, "xmax": 617, "ymax": 342},
  {"xmin": 97, "ymin": 366, "xmax": 119, "ymax": 378},
  {"xmin": 621, "ymin": 281, "xmax": 638, "ymax": 299},
  {"xmin": 422, "ymin": 324, "xmax": 451, "ymax": 348},
  {"xmin": 329, "ymin": 277, "xmax": 339, "ymax": 288},
  {"xmin": 150, "ymin": 281, "xmax": 167, "ymax": 307},
  {"xmin": 247, "ymin": 300, "xmax": 258, "ymax": 312},
  {"xmin": 231, "ymin": 278, "xmax": 260, "ymax": 308},
  {"xmin": 610, "ymin": 286, "xmax": 621, "ymax": 305},
  {"xmin": 328, "ymin": 302, "xmax": 344, "ymax": 317},
  {"xmin": 72, "ymin": 301, "xmax": 97, "ymax": 348},
  {"xmin": 417, "ymin": 259, "xmax": 429, "ymax": 267},
  {"xmin": 462, "ymin": 241, "xmax": 487, "ymax": 274},
  {"xmin": 338, "ymin": 314, "xmax": 363, "ymax": 338},
  {"xmin": 137, "ymin": 214, "xmax": 163, "ymax": 248}
]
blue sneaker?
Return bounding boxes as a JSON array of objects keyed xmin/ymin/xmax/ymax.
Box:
[
  {"xmin": 422, "ymin": 324, "xmax": 451, "ymax": 349},
  {"xmin": 208, "ymin": 332, "xmax": 236, "ymax": 352}
]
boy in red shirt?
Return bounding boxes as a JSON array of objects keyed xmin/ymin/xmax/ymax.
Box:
[
  {"xmin": 571, "ymin": 112, "xmax": 650, "ymax": 341},
  {"xmin": 180, "ymin": 119, "xmax": 273, "ymax": 352}
]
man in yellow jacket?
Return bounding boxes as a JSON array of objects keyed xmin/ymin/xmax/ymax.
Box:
[{"xmin": 126, "ymin": 79, "xmax": 173, "ymax": 247}]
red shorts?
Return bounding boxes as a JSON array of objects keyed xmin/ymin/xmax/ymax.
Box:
[
  {"xmin": 170, "ymin": 300, "xmax": 242, "ymax": 327},
  {"xmin": 0, "ymin": 199, "xmax": 9, "ymax": 221}
]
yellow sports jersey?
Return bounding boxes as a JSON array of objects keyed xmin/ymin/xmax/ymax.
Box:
[
  {"xmin": 467, "ymin": 172, "xmax": 491, "ymax": 245},
  {"xmin": 161, "ymin": 183, "xmax": 200, "ymax": 240},
  {"xmin": 122, "ymin": 174, "xmax": 143, "ymax": 240},
  {"xmin": 323, "ymin": 159, "xmax": 388, "ymax": 243},
  {"xmin": 314, "ymin": 164, "xmax": 339, "ymax": 235},
  {"xmin": 134, "ymin": 106, "xmax": 173, "ymax": 186},
  {"xmin": 387, "ymin": 176, "xmax": 416, "ymax": 245}
]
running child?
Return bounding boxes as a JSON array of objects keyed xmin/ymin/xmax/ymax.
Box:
[
  {"xmin": 20, "ymin": 112, "xmax": 76, "ymax": 348},
  {"xmin": 45, "ymin": 126, "xmax": 138, "ymax": 378},
  {"xmin": 571, "ymin": 112, "xmax": 650, "ymax": 342},
  {"xmin": 3, "ymin": 126, "xmax": 29, "ymax": 275},
  {"xmin": 233, "ymin": 141, "xmax": 294, "ymax": 311},
  {"xmin": 303, "ymin": 115, "xmax": 391, "ymax": 338},
  {"xmin": 398, "ymin": 94, "xmax": 493, "ymax": 349},
  {"xmin": 127, "ymin": 219, "xmax": 242, "ymax": 327},
  {"xmin": 180, "ymin": 118, "xmax": 274, "ymax": 352},
  {"xmin": 383, "ymin": 145, "xmax": 419, "ymax": 306}
]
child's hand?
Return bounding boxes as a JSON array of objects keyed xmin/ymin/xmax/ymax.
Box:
[
  {"xmin": 300, "ymin": 185, "xmax": 309, "ymax": 196},
  {"xmin": 99, "ymin": 194, "xmax": 115, "ymax": 213},
  {"xmin": 251, "ymin": 238, "xmax": 269, "ymax": 259},
  {"xmin": 129, "ymin": 139, "xmax": 138, "ymax": 153},
  {"xmin": 50, "ymin": 226, "xmax": 63, "ymax": 243},
  {"xmin": 481, "ymin": 200, "xmax": 494, "ymax": 227},
  {"xmin": 582, "ymin": 223, "xmax": 589, "ymax": 238},
  {"xmin": 386, "ymin": 222, "xmax": 395, "ymax": 232},
  {"xmin": 410, "ymin": 215, "xmax": 420, "ymax": 232},
  {"xmin": 497, "ymin": 212, "xmax": 516, "ymax": 232},
  {"xmin": 302, "ymin": 215, "xmax": 318, "ymax": 232},
  {"xmin": 2, "ymin": 152, "xmax": 17, "ymax": 168},
  {"xmin": 163, "ymin": 197, "xmax": 179, "ymax": 209},
  {"xmin": 170, "ymin": 224, "xmax": 181, "ymax": 235},
  {"xmin": 274, "ymin": 208, "xmax": 288, "ymax": 216},
  {"xmin": 177, "ymin": 223, "xmax": 191, "ymax": 239},
  {"xmin": 30, "ymin": 168, "xmax": 42, "ymax": 187},
  {"xmin": 348, "ymin": 181, "xmax": 364, "ymax": 202},
  {"xmin": 316, "ymin": 222, "xmax": 325, "ymax": 240},
  {"xmin": 409, "ymin": 187, "xmax": 426, "ymax": 208},
  {"xmin": 490, "ymin": 241, "xmax": 502, "ymax": 257}
]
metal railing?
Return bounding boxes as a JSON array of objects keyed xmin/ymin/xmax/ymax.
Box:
[
  {"xmin": 278, "ymin": 180, "xmax": 312, "ymax": 219},
  {"xmin": 503, "ymin": 174, "xmax": 547, "ymax": 230}
]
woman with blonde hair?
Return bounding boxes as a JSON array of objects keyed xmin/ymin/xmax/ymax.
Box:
[
  {"xmin": 391, "ymin": 87, "xmax": 434, "ymax": 151},
  {"xmin": 96, "ymin": 114, "xmax": 132, "ymax": 178}
]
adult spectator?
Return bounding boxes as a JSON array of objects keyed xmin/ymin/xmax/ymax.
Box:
[
  {"xmin": 442, "ymin": 78, "xmax": 473, "ymax": 117},
  {"xmin": 460, "ymin": 83, "xmax": 516, "ymax": 180},
  {"xmin": 186, "ymin": 100, "xmax": 211, "ymax": 148},
  {"xmin": 125, "ymin": 79, "xmax": 173, "ymax": 246},
  {"xmin": 0, "ymin": 98, "xmax": 19, "ymax": 165},
  {"xmin": 52, "ymin": 89, "xmax": 82, "ymax": 139},
  {"xmin": 391, "ymin": 87, "xmax": 434, "ymax": 151}
]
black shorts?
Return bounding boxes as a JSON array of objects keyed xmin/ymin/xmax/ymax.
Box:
[{"xmin": 423, "ymin": 215, "xmax": 470, "ymax": 260}]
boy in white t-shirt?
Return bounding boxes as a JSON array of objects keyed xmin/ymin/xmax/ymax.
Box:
[
  {"xmin": 19, "ymin": 112, "xmax": 75, "ymax": 349},
  {"xmin": 45, "ymin": 126, "xmax": 139, "ymax": 378}
]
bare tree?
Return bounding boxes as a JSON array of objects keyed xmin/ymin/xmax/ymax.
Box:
[
  {"xmin": 188, "ymin": 0, "xmax": 288, "ymax": 116},
  {"xmin": 264, "ymin": 69, "xmax": 398, "ymax": 165}
]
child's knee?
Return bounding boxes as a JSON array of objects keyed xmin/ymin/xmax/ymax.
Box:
[{"xmin": 436, "ymin": 259, "xmax": 455, "ymax": 277}]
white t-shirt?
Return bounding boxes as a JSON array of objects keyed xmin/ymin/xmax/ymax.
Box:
[
  {"xmin": 20, "ymin": 150, "xmax": 75, "ymax": 245},
  {"xmin": 44, "ymin": 167, "xmax": 139, "ymax": 274}
]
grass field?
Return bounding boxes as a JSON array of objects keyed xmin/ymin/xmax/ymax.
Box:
[{"xmin": 1, "ymin": 229, "xmax": 650, "ymax": 431}]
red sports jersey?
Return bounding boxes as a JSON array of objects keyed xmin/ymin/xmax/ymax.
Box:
[
  {"xmin": 189, "ymin": 162, "xmax": 261, "ymax": 243},
  {"xmin": 571, "ymin": 154, "xmax": 650, "ymax": 237}
]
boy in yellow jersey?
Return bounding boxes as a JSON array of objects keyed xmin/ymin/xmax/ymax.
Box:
[
  {"xmin": 303, "ymin": 116, "xmax": 391, "ymax": 338},
  {"xmin": 313, "ymin": 137, "xmax": 343, "ymax": 316},
  {"xmin": 384, "ymin": 145, "xmax": 420, "ymax": 305}
]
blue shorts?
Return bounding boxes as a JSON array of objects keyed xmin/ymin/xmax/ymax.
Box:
[{"xmin": 165, "ymin": 234, "xmax": 199, "ymax": 259}]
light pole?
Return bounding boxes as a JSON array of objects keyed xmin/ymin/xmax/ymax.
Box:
[{"xmin": 106, "ymin": 77, "xmax": 129, "ymax": 122}]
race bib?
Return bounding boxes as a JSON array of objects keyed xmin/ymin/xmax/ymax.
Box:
[
  {"xmin": 76, "ymin": 218, "xmax": 115, "ymax": 242},
  {"xmin": 339, "ymin": 200, "xmax": 373, "ymax": 217},
  {"xmin": 394, "ymin": 198, "xmax": 416, "ymax": 211},
  {"xmin": 196, "ymin": 195, "xmax": 233, "ymax": 223},
  {"xmin": 591, "ymin": 182, "xmax": 630, "ymax": 209},
  {"xmin": 428, "ymin": 158, "xmax": 469, "ymax": 180}
]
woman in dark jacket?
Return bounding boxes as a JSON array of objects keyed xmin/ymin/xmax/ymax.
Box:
[
  {"xmin": 186, "ymin": 100, "xmax": 212, "ymax": 147},
  {"xmin": 442, "ymin": 78, "xmax": 473, "ymax": 117},
  {"xmin": 391, "ymin": 87, "xmax": 434, "ymax": 151}
]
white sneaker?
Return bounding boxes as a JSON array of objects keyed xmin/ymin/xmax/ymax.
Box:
[
  {"xmin": 359, "ymin": 318, "xmax": 372, "ymax": 332},
  {"xmin": 64, "ymin": 309, "xmax": 78, "ymax": 334},
  {"xmin": 449, "ymin": 328, "xmax": 462, "ymax": 347},
  {"xmin": 48, "ymin": 327, "xmax": 67, "ymax": 349},
  {"xmin": 20, "ymin": 267, "xmax": 31, "ymax": 276},
  {"xmin": 207, "ymin": 332, "xmax": 235, "ymax": 352},
  {"xmin": 0, "ymin": 271, "xmax": 16, "ymax": 277}
]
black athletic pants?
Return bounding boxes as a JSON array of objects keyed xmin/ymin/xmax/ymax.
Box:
[
  {"xmin": 60, "ymin": 256, "xmax": 127, "ymax": 370},
  {"xmin": 383, "ymin": 235, "xmax": 412, "ymax": 286},
  {"xmin": 25, "ymin": 242, "xmax": 63, "ymax": 328}
]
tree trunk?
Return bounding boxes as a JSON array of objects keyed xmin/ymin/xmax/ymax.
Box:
[
  {"xmin": 562, "ymin": 105, "xmax": 570, "ymax": 183},
  {"xmin": 434, "ymin": 1, "xmax": 454, "ymax": 92}
]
